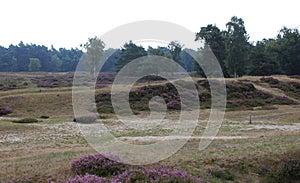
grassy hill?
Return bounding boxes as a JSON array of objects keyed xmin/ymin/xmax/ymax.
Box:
[{"xmin": 0, "ymin": 72, "xmax": 299, "ymax": 182}]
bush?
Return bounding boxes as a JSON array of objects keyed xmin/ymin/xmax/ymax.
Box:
[
  {"xmin": 112, "ymin": 166, "xmax": 203, "ymax": 183},
  {"xmin": 71, "ymin": 154, "xmax": 126, "ymax": 177},
  {"xmin": 95, "ymin": 84, "xmax": 108, "ymax": 89},
  {"xmin": 74, "ymin": 115, "xmax": 98, "ymax": 123},
  {"xmin": 260, "ymin": 77, "xmax": 279, "ymax": 85},
  {"xmin": 278, "ymin": 158, "xmax": 300, "ymax": 181},
  {"xmin": 40, "ymin": 115, "xmax": 49, "ymax": 119},
  {"xmin": 260, "ymin": 105, "xmax": 278, "ymax": 110},
  {"xmin": 13, "ymin": 118, "xmax": 38, "ymax": 123},
  {"xmin": 66, "ymin": 174, "xmax": 108, "ymax": 183},
  {"xmin": 0, "ymin": 106, "xmax": 13, "ymax": 116},
  {"xmin": 210, "ymin": 169, "xmax": 234, "ymax": 181},
  {"xmin": 167, "ymin": 100, "xmax": 181, "ymax": 110},
  {"xmin": 260, "ymin": 151, "xmax": 300, "ymax": 182}
]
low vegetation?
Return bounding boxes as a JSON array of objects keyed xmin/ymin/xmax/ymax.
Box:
[
  {"xmin": 69, "ymin": 154, "xmax": 203, "ymax": 183},
  {"xmin": 0, "ymin": 73, "xmax": 299, "ymax": 182},
  {"xmin": 12, "ymin": 118, "xmax": 39, "ymax": 123}
]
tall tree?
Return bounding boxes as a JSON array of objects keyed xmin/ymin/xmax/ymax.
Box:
[
  {"xmin": 51, "ymin": 54, "xmax": 62, "ymax": 72},
  {"xmin": 248, "ymin": 40, "xmax": 280, "ymax": 75},
  {"xmin": 168, "ymin": 41, "xmax": 183, "ymax": 63},
  {"xmin": 0, "ymin": 46, "xmax": 14, "ymax": 72},
  {"xmin": 28, "ymin": 58, "xmax": 41, "ymax": 72},
  {"xmin": 195, "ymin": 24, "xmax": 228, "ymax": 77},
  {"xmin": 180, "ymin": 48, "xmax": 195, "ymax": 72},
  {"xmin": 148, "ymin": 47, "xmax": 166, "ymax": 56},
  {"xmin": 100, "ymin": 48, "xmax": 120, "ymax": 72},
  {"xmin": 225, "ymin": 16, "xmax": 250, "ymax": 77},
  {"xmin": 116, "ymin": 41, "xmax": 147, "ymax": 72},
  {"xmin": 271, "ymin": 27, "xmax": 300, "ymax": 75},
  {"xmin": 81, "ymin": 37, "xmax": 105, "ymax": 77}
]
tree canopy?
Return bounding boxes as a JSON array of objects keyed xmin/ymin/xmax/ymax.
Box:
[{"xmin": 0, "ymin": 17, "xmax": 300, "ymax": 77}]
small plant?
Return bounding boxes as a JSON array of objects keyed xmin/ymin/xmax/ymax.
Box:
[
  {"xmin": 95, "ymin": 84, "xmax": 108, "ymax": 89},
  {"xmin": 261, "ymin": 105, "xmax": 278, "ymax": 110},
  {"xmin": 0, "ymin": 106, "xmax": 13, "ymax": 116},
  {"xmin": 112, "ymin": 166, "xmax": 203, "ymax": 183},
  {"xmin": 66, "ymin": 174, "xmax": 108, "ymax": 183},
  {"xmin": 167, "ymin": 100, "xmax": 181, "ymax": 110},
  {"xmin": 260, "ymin": 151, "xmax": 300, "ymax": 183},
  {"xmin": 260, "ymin": 77, "xmax": 279, "ymax": 85},
  {"xmin": 278, "ymin": 157, "xmax": 300, "ymax": 181},
  {"xmin": 40, "ymin": 115, "xmax": 50, "ymax": 119},
  {"xmin": 13, "ymin": 118, "xmax": 39, "ymax": 123},
  {"xmin": 210, "ymin": 169, "xmax": 234, "ymax": 181},
  {"xmin": 74, "ymin": 115, "xmax": 98, "ymax": 123},
  {"xmin": 71, "ymin": 154, "xmax": 126, "ymax": 177}
]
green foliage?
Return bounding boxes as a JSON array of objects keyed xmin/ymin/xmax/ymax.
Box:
[
  {"xmin": 168, "ymin": 41, "xmax": 183, "ymax": 63},
  {"xmin": 0, "ymin": 42, "xmax": 83, "ymax": 72},
  {"xmin": 28, "ymin": 58, "xmax": 41, "ymax": 72},
  {"xmin": 81, "ymin": 37, "xmax": 105, "ymax": 77},
  {"xmin": 248, "ymin": 41, "xmax": 281, "ymax": 75},
  {"xmin": 270, "ymin": 27, "xmax": 300, "ymax": 75},
  {"xmin": 210, "ymin": 169, "xmax": 234, "ymax": 181},
  {"xmin": 196, "ymin": 24, "xmax": 228, "ymax": 76},
  {"xmin": 51, "ymin": 54, "xmax": 62, "ymax": 72},
  {"xmin": 116, "ymin": 41, "xmax": 147, "ymax": 72},
  {"xmin": 225, "ymin": 16, "xmax": 250, "ymax": 77},
  {"xmin": 0, "ymin": 19, "xmax": 300, "ymax": 76}
]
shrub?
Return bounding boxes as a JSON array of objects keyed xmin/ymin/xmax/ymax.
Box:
[
  {"xmin": 278, "ymin": 158, "xmax": 300, "ymax": 181},
  {"xmin": 112, "ymin": 166, "xmax": 203, "ymax": 183},
  {"xmin": 260, "ymin": 105, "xmax": 278, "ymax": 110},
  {"xmin": 167, "ymin": 100, "xmax": 181, "ymax": 110},
  {"xmin": 40, "ymin": 115, "xmax": 49, "ymax": 119},
  {"xmin": 210, "ymin": 169, "xmax": 234, "ymax": 181},
  {"xmin": 71, "ymin": 154, "xmax": 126, "ymax": 177},
  {"xmin": 95, "ymin": 84, "xmax": 108, "ymax": 89},
  {"xmin": 271, "ymin": 96, "xmax": 298, "ymax": 105},
  {"xmin": 260, "ymin": 77, "xmax": 279, "ymax": 85},
  {"xmin": 75, "ymin": 115, "xmax": 98, "ymax": 123},
  {"xmin": 260, "ymin": 151, "xmax": 300, "ymax": 182},
  {"xmin": 13, "ymin": 118, "xmax": 38, "ymax": 123},
  {"xmin": 0, "ymin": 106, "xmax": 13, "ymax": 116}
]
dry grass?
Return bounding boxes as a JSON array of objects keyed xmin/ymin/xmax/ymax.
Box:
[
  {"xmin": 0, "ymin": 73, "xmax": 299, "ymax": 182},
  {"xmin": 0, "ymin": 90, "xmax": 73, "ymax": 118}
]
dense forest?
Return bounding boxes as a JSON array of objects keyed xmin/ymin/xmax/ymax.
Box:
[{"xmin": 0, "ymin": 16, "xmax": 299, "ymax": 77}]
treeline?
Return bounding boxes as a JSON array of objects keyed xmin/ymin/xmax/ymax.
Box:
[
  {"xmin": 0, "ymin": 16, "xmax": 299, "ymax": 76},
  {"xmin": 0, "ymin": 42, "xmax": 83, "ymax": 72},
  {"xmin": 196, "ymin": 16, "xmax": 300, "ymax": 77}
]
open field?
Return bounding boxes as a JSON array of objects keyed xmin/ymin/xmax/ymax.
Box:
[{"xmin": 0, "ymin": 73, "xmax": 299, "ymax": 182}]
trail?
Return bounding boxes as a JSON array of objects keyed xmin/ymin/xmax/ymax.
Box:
[{"xmin": 252, "ymin": 83, "xmax": 300, "ymax": 103}]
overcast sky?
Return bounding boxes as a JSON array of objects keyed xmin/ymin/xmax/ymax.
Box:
[{"xmin": 0, "ymin": 0, "xmax": 299, "ymax": 49}]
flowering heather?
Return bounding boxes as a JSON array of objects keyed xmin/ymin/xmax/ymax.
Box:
[
  {"xmin": 0, "ymin": 106, "xmax": 13, "ymax": 116},
  {"xmin": 111, "ymin": 166, "xmax": 203, "ymax": 183},
  {"xmin": 66, "ymin": 174, "xmax": 108, "ymax": 183},
  {"xmin": 71, "ymin": 154, "xmax": 126, "ymax": 177},
  {"xmin": 167, "ymin": 100, "xmax": 181, "ymax": 110},
  {"xmin": 95, "ymin": 84, "xmax": 108, "ymax": 89}
]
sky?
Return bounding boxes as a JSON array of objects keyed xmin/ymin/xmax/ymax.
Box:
[{"xmin": 0, "ymin": 0, "xmax": 299, "ymax": 49}]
